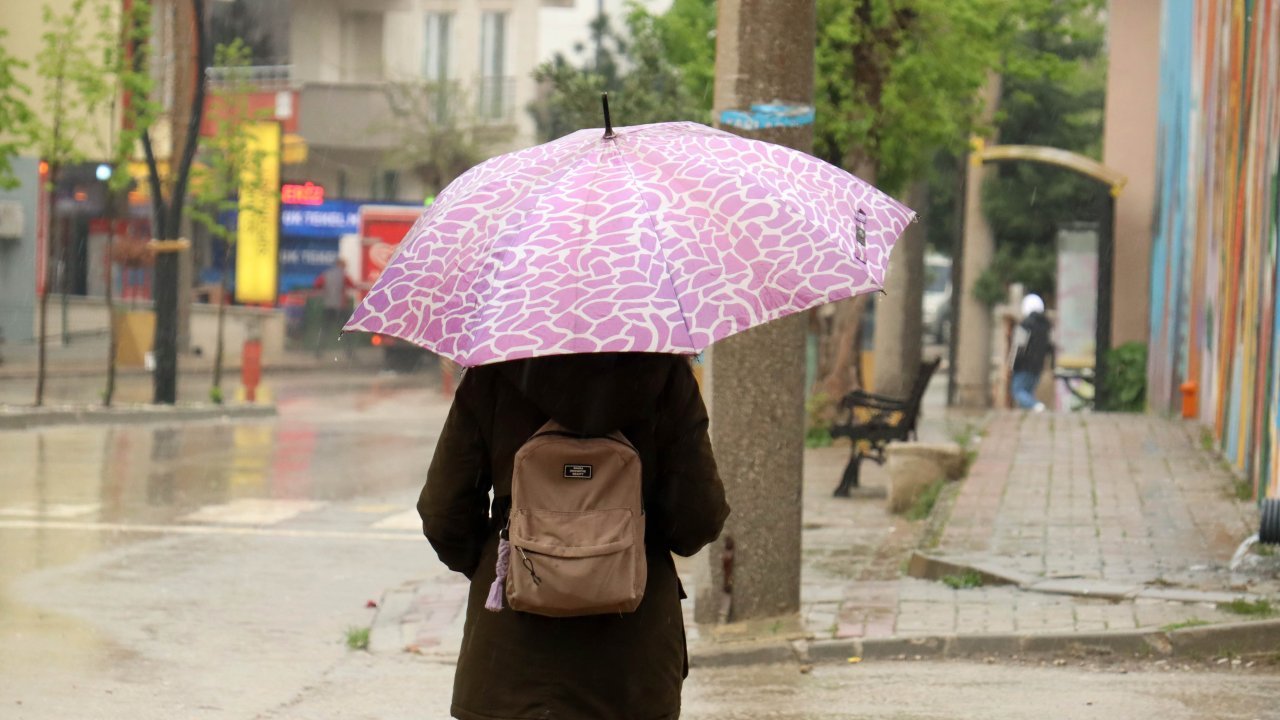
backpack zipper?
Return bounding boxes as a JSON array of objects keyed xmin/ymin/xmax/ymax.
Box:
[{"xmin": 515, "ymin": 545, "xmax": 542, "ymax": 586}]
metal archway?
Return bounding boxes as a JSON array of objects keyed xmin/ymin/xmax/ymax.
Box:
[{"xmin": 949, "ymin": 139, "xmax": 1127, "ymax": 411}]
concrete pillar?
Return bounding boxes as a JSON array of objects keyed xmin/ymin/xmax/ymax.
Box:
[
  {"xmin": 872, "ymin": 181, "xmax": 927, "ymax": 397},
  {"xmin": 954, "ymin": 74, "xmax": 1002, "ymax": 409},
  {"xmin": 1102, "ymin": 0, "xmax": 1161, "ymax": 346},
  {"xmin": 694, "ymin": 0, "xmax": 814, "ymax": 624}
]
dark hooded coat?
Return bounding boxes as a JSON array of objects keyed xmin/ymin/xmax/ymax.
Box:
[{"xmin": 418, "ymin": 353, "xmax": 729, "ymax": 720}]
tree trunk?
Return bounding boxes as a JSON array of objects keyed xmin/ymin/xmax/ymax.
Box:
[
  {"xmin": 59, "ymin": 228, "xmax": 70, "ymax": 346},
  {"xmin": 871, "ymin": 180, "xmax": 928, "ymax": 399},
  {"xmin": 35, "ymin": 172, "xmax": 57, "ymax": 407},
  {"xmin": 696, "ymin": 0, "xmax": 815, "ymax": 626},
  {"xmin": 104, "ymin": 211, "xmax": 117, "ymax": 407},
  {"xmin": 212, "ymin": 239, "xmax": 231, "ymax": 402},
  {"xmin": 152, "ymin": 0, "xmax": 209, "ymax": 405},
  {"xmin": 954, "ymin": 73, "xmax": 1003, "ymax": 408},
  {"xmin": 816, "ymin": 297, "xmax": 865, "ymax": 400},
  {"xmin": 815, "ymin": 159, "xmax": 878, "ymax": 401}
]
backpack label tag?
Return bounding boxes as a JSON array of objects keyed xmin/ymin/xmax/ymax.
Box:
[{"xmin": 563, "ymin": 464, "xmax": 594, "ymax": 479}]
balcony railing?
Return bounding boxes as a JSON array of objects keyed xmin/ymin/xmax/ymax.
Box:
[
  {"xmin": 206, "ymin": 64, "xmax": 293, "ymax": 90},
  {"xmin": 476, "ymin": 76, "xmax": 516, "ymax": 125}
]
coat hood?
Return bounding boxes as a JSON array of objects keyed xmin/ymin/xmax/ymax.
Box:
[{"xmin": 495, "ymin": 353, "xmax": 681, "ymax": 435}]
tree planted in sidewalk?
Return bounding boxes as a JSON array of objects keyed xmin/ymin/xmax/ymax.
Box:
[
  {"xmin": 811, "ymin": 0, "xmax": 1009, "ymax": 401},
  {"xmin": 20, "ymin": 0, "xmax": 123, "ymax": 406},
  {"xmin": 189, "ymin": 39, "xmax": 267, "ymax": 404},
  {"xmin": 101, "ymin": 0, "xmax": 160, "ymax": 407},
  {"xmin": 141, "ymin": 0, "xmax": 209, "ymax": 405}
]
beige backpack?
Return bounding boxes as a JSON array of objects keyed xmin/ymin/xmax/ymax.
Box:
[{"xmin": 485, "ymin": 420, "xmax": 647, "ymax": 617}]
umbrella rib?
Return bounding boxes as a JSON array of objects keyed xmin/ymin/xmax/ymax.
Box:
[
  {"xmin": 612, "ymin": 137, "xmax": 698, "ymax": 351},
  {"xmin": 459, "ymin": 138, "xmax": 607, "ymax": 361}
]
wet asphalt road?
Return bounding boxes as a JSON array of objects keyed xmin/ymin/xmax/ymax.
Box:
[{"xmin": 3, "ymin": 371, "xmax": 1280, "ymax": 719}]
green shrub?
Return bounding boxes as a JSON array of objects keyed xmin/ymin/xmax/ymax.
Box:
[{"xmin": 1104, "ymin": 342, "xmax": 1147, "ymax": 412}]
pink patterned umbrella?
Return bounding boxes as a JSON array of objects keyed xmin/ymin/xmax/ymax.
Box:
[{"xmin": 344, "ymin": 120, "xmax": 915, "ymax": 367}]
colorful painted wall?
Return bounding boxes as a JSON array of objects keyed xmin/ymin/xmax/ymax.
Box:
[{"xmin": 1148, "ymin": 0, "xmax": 1280, "ymax": 499}]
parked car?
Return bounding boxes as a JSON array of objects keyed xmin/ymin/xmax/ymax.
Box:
[{"xmin": 923, "ymin": 253, "xmax": 952, "ymax": 344}]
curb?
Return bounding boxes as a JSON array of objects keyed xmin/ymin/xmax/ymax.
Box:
[
  {"xmin": 0, "ymin": 403, "xmax": 277, "ymax": 430},
  {"xmin": 906, "ymin": 551, "xmax": 1262, "ymax": 605},
  {"xmin": 0, "ymin": 360, "xmax": 384, "ymax": 381},
  {"xmin": 688, "ymin": 618, "xmax": 1280, "ymax": 668}
]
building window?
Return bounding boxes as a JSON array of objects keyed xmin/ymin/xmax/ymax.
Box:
[
  {"xmin": 341, "ymin": 11, "xmax": 384, "ymax": 82},
  {"xmin": 424, "ymin": 12, "xmax": 453, "ymax": 123},
  {"xmin": 478, "ymin": 11, "xmax": 509, "ymax": 121},
  {"xmin": 382, "ymin": 170, "xmax": 399, "ymax": 201},
  {"xmin": 423, "ymin": 13, "xmax": 452, "ymax": 84}
]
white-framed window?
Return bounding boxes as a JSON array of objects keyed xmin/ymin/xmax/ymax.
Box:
[
  {"xmin": 423, "ymin": 12, "xmax": 452, "ymax": 84},
  {"xmin": 478, "ymin": 11, "xmax": 509, "ymax": 120},
  {"xmin": 341, "ymin": 11, "xmax": 385, "ymax": 82}
]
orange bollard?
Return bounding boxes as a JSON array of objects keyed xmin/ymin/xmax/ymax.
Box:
[
  {"xmin": 241, "ymin": 338, "xmax": 262, "ymax": 403},
  {"xmin": 1179, "ymin": 380, "xmax": 1197, "ymax": 419}
]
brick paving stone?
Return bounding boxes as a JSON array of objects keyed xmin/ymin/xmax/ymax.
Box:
[{"xmin": 729, "ymin": 409, "xmax": 1280, "ymax": 649}]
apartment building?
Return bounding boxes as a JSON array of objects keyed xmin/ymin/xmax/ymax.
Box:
[{"xmin": 289, "ymin": 0, "xmax": 568, "ymax": 204}]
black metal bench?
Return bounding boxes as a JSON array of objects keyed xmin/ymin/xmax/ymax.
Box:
[{"xmin": 829, "ymin": 357, "xmax": 941, "ymax": 497}]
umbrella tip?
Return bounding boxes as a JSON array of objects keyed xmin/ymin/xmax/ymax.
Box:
[{"xmin": 602, "ymin": 93, "xmax": 615, "ymax": 140}]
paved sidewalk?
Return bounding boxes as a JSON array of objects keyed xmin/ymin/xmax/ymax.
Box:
[
  {"xmin": 772, "ymin": 411, "xmax": 1277, "ymax": 650},
  {"xmin": 373, "ymin": 407, "xmax": 1280, "ymax": 666}
]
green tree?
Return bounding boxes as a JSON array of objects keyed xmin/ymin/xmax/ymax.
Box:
[
  {"xmin": 21, "ymin": 0, "xmax": 122, "ymax": 406},
  {"xmin": 648, "ymin": 0, "xmax": 716, "ymax": 121},
  {"xmin": 529, "ymin": 10, "xmax": 701, "ymax": 141},
  {"xmin": 0, "ymin": 29, "xmax": 34, "ymax": 191},
  {"xmin": 814, "ymin": 0, "xmax": 1008, "ymax": 195},
  {"xmin": 976, "ymin": 0, "xmax": 1107, "ymax": 302},
  {"xmin": 383, "ymin": 81, "xmax": 483, "ymax": 198},
  {"xmin": 811, "ymin": 0, "xmax": 1010, "ymax": 398},
  {"xmin": 101, "ymin": 0, "xmax": 160, "ymax": 407},
  {"xmin": 189, "ymin": 39, "xmax": 266, "ymax": 404}
]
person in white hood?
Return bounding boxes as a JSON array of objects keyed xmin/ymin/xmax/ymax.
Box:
[{"xmin": 1010, "ymin": 294, "xmax": 1053, "ymax": 411}]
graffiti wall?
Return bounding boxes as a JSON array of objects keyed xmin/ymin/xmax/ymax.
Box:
[{"xmin": 1149, "ymin": 0, "xmax": 1280, "ymax": 498}]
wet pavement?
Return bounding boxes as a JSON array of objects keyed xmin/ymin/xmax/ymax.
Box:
[
  {"xmin": 1, "ymin": 370, "xmax": 453, "ymax": 718},
  {"xmin": 3, "ymin": 371, "xmax": 1280, "ymax": 718}
]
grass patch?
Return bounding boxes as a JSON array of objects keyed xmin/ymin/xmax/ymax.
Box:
[
  {"xmin": 1231, "ymin": 478, "xmax": 1255, "ymax": 501},
  {"xmin": 1160, "ymin": 618, "xmax": 1211, "ymax": 632},
  {"xmin": 1257, "ymin": 544, "xmax": 1276, "ymax": 557},
  {"xmin": 805, "ymin": 426, "xmax": 833, "ymax": 448},
  {"xmin": 345, "ymin": 626, "xmax": 371, "ymax": 651},
  {"xmin": 805, "ymin": 393, "xmax": 835, "ymax": 448},
  {"xmin": 1218, "ymin": 599, "xmax": 1275, "ymax": 617},
  {"xmin": 905, "ymin": 479, "xmax": 946, "ymax": 521},
  {"xmin": 1200, "ymin": 429, "xmax": 1215, "ymax": 452},
  {"xmin": 940, "ymin": 570, "xmax": 985, "ymax": 590}
]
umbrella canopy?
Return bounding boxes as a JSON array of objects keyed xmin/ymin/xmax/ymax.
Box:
[{"xmin": 345, "ymin": 121, "xmax": 915, "ymax": 366}]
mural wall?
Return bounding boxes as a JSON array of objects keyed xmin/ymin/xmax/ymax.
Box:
[{"xmin": 1149, "ymin": 0, "xmax": 1279, "ymax": 498}]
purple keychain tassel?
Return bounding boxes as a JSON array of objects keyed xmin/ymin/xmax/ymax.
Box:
[{"xmin": 485, "ymin": 536, "xmax": 510, "ymax": 612}]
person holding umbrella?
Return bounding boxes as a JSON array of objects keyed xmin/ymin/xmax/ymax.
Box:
[
  {"xmin": 423, "ymin": 352, "xmax": 725, "ymax": 719},
  {"xmin": 347, "ymin": 98, "xmax": 914, "ymax": 720}
]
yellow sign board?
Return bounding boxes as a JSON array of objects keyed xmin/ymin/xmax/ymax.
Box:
[{"xmin": 236, "ymin": 122, "xmax": 282, "ymax": 304}]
